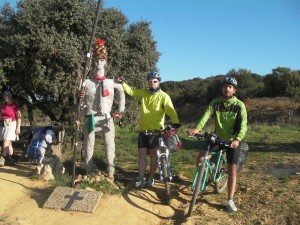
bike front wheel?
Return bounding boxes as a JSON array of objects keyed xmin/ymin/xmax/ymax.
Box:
[
  {"xmin": 188, "ymin": 162, "xmax": 206, "ymax": 217},
  {"xmin": 161, "ymin": 156, "xmax": 171, "ymax": 205},
  {"xmin": 214, "ymin": 154, "xmax": 228, "ymax": 193}
]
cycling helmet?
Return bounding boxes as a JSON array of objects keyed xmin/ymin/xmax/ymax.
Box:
[
  {"xmin": 147, "ymin": 71, "xmax": 161, "ymax": 81},
  {"xmin": 221, "ymin": 76, "xmax": 238, "ymax": 88}
]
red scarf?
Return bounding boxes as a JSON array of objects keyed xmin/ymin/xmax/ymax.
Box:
[
  {"xmin": 92, "ymin": 75, "xmax": 109, "ymax": 96},
  {"xmin": 93, "ymin": 75, "xmax": 106, "ymax": 81}
]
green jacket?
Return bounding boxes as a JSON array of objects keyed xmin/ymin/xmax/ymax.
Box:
[
  {"xmin": 122, "ymin": 82, "xmax": 179, "ymax": 131},
  {"xmin": 196, "ymin": 96, "xmax": 247, "ymax": 141}
]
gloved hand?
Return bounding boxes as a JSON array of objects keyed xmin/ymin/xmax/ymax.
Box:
[{"xmin": 172, "ymin": 123, "xmax": 181, "ymax": 132}]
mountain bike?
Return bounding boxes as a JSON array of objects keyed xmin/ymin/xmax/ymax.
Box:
[
  {"xmin": 187, "ymin": 132, "xmax": 229, "ymax": 217},
  {"xmin": 141, "ymin": 126, "xmax": 179, "ymax": 205}
]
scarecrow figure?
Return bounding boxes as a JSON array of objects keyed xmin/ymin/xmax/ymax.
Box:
[{"xmin": 77, "ymin": 38, "xmax": 125, "ymax": 180}]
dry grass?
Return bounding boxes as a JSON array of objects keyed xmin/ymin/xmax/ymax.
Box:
[
  {"xmin": 244, "ymin": 97, "xmax": 300, "ymax": 124},
  {"xmin": 177, "ymin": 97, "xmax": 300, "ymax": 126}
]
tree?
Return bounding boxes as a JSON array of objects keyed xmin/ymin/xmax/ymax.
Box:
[
  {"xmin": 0, "ymin": 0, "xmax": 159, "ymax": 125},
  {"xmin": 226, "ymin": 69, "xmax": 264, "ymax": 99},
  {"xmin": 117, "ymin": 21, "xmax": 159, "ymax": 126},
  {"xmin": 263, "ymin": 67, "xmax": 300, "ymax": 123},
  {"xmin": 283, "ymin": 70, "xmax": 300, "ymax": 124},
  {"xmin": 263, "ymin": 67, "xmax": 292, "ymax": 97},
  {"xmin": 0, "ymin": 0, "xmax": 96, "ymax": 124}
]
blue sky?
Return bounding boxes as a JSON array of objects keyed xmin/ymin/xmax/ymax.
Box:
[{"xmin": 1, "ymin": 0, "xmax": 300, "ymax": 82}]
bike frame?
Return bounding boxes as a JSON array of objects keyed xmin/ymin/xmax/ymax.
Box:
[
  {"xmin": 192, "ymin": 147, "xmax": 227, "ymax": 192},
  {"xmin": 141, "ymin": 127, "xmax": 173, "ymax": 182},
  {"xmin": 188, "ymin": 132, "xmax": 229, "ymax": 216},
  {"xmin": 141, "ymin": 126, "xmax": 176, "ymax": 205}
]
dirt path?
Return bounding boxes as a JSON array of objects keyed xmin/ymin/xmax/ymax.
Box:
[
  {"xmin": 0, "ymin": 164, "xmax": 192, "ymax": 225},
  {"xmin": 2, "ymin": 161, "xmax": 298, "ymax": 225},
  {"xmin": 0, "ymin": 163, "xmax": 251, "ymax": 225}
]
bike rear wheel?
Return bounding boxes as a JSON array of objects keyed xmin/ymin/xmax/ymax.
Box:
[
  {"xmin": 161, "ymin": 156, "xmax": 171, "ymax": 205},
  {"xmin": 214, "ymin": 153, "xmax": 228, "ymax": 193},
  {"xmin": 188, "ymin": 162, "xmax": 206, "ymax": 217}
]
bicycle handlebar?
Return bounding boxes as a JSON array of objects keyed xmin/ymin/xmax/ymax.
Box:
[
  {"xmin": 193, "ymin": 132, "xmax": 230, "ymax": 147},
  {"xmin": 140, "ymin": 125, "xmax": 177, "ymax": 136}
]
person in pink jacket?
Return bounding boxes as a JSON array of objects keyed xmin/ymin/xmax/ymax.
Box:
[{"xmin": 0, "ymin": 90, "xmax": 21, "ymax": 166}]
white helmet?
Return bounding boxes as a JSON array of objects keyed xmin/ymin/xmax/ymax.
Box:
[
  {"xmin": 147, "ymin": 71, "xmax": 161, "ymax": 81},
  {"xmin": 221, "ymin": 76, "xmax": 237, "ymax": 88}
]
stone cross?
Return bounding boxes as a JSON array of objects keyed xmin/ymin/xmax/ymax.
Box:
[{"xmin": 64, "ymin": 191, "xmax": 84, "ymax": 210}]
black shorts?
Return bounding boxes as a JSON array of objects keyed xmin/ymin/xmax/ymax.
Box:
[
  {"xmin": 138, "ymin": 133, "xmax": 157, "ymax": 149},
  {"xmin": 210, "ymin": 144, "xmax": 241, "ymax": 165},
  {"xmin": 226, "ymin": 146, "xmax": 240, "ymax": 165}
]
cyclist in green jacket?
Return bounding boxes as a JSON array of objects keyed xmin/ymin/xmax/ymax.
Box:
[
  {"xmin": 188, "ymin": 76, "xmax": 247, "ymax": 212},
  {"xmin": 118, "ymin": 71, "xmax": 180, "ymax": 187}
]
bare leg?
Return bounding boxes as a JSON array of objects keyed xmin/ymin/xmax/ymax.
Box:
[
  {"xmin": 8, "ymin": 142, "xmax": 13, "ymax": 156},
  {"xmin": 149, "ymin": 148, "xmax": 157, "ymax": 178},
  {"xmin": 2, "ymin": 140, "xmax": 13, "ymax": 157},
  {"xmin": 138, "ymin": 148, "xmax": 148, "ymax": 178},
  {"xmin": 227, "ymin": 164, "xmax": 237, "ymax": 200}
]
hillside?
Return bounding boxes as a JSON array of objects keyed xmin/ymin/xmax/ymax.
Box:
[
  {"xmin": 20, "ymin": 97, "xmax": 300, "ymax": 128},
  {"xmin": 175, "ymin": 97, "xmax": 300, "ymax": 126}
]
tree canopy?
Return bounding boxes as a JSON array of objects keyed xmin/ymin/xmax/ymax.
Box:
[
  {"xmin": 0, "ymin": 0, "xmax": 159, "ymax": 125},
  {"xmin": 0, "ymin": 1, "xmax": 299, "ymax": 126}
]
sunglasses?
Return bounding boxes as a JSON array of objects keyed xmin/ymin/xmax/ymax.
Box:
[{"xmin": 148, "ymin": 80, "xmax": 159, "ymax": 83}]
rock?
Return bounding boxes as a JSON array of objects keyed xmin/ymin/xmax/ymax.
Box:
[
  {"xmin": 85, "ymin": 187, "xmax": 96, "ymax": 191},
  {"xmin": 41, "ymin": 164, "xmax": 55, "ymax": 181}
]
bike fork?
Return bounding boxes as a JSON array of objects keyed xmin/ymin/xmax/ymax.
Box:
[
  {"xmin": 158, "ymin": 156, "xmax": 172, "ymax": 181},
  {"xmin": 157, "ymin": 145, "xmax": 172, "ymax": 182},
  {"xmin": 192, "ymin": 162, "xmax": 209, "ymax": 192}
]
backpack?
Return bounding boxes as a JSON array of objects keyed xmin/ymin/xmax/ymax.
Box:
[
  {"xmin": 27, "ymin": 127, "xmax": 56, "ymax": 164},
  {"xmin": 164, "ymin": 130, "xmax": 182, "ymax": 153},
  {"xmin": 236, "ymin": 141, "xmax": 249, "ymax": 171}
]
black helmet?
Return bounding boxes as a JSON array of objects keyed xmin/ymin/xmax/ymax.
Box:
[
  {"xmin": 221, "ymin": 76, "xmax": 237, "ymax": 88},
  {"xmin": 147, "ymin": 71, "xmax": 161, "ymax": 81}
]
